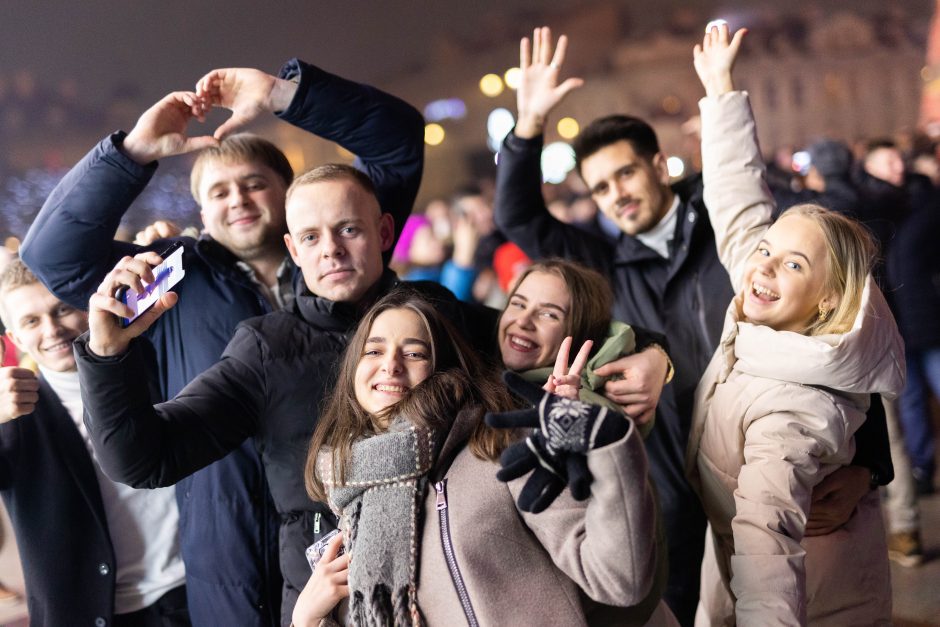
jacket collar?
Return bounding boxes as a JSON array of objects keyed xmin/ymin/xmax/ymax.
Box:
[
  {"xmin": 290, "ymin": 268, "xmax": 401, "ymax": 333},
  {"xmin": 612, "ymin": 174, "xmax": 706, "ymax": 268}
]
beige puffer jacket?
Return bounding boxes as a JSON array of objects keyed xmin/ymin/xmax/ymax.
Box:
[{"xmin": 686, "ymin": 91, "xmax": 905, "ymax": 626}]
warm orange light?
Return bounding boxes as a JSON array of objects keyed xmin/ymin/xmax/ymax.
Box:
[
  {"xmin": 480, "ymin": 74, "xmax": 505, "ymax": 97},
  {"xmin": 425, "ymin": 123, "xmax": 445, "ymax": 146},
  {"xmin": 557, "ymin": 117, "xmax": 579, "ymax": 139}
]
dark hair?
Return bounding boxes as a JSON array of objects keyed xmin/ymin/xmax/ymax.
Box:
[
  {"xmin": 305, "ymin": 288, "xmax": 515, "ymax": 501},
  {"xmin": 190, "ymin": 133, "xmax": 294, "ymax": 202},
  {"xmin": 865, "ymin": 138, "xmax": 898, "ymax": 155},
  {"xmin": 573, "ymin": 115, "xmax": 661, "ymax": 173},
  {"xmin": 502, "ymin": 258, "xmax": 613, "ymax": 363},
  {"xmin": 287, "ymin": 163, "xmax": 378, "ymax": 204}
]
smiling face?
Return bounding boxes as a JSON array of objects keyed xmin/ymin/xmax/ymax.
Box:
[
  {"xmin": 284, "ymin": 178, "xmax": 394, "ymax": 304},
  {"xmin": 498, "ymin": 271, "xmax": 571, "ymax": 371},
  {"xmin": 742, "ymin": 214, "xmax": 836, "ymax": 333},
  {"xmin": 197, "ymin": 159, "xmax": 289, "ymax": 261},
  {"xmin": 579, "ymin": 140, "xmax": 674, "ymax": 236},
  {"xmin": 4, "ymin": 282, "xmax": 88, "ymax": 372},
  {"xmin": 353, "ymin": 307, "xmax": 433, "ymax": 416}
]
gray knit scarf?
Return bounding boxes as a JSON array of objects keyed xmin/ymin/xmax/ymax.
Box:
[{"xmin": 321, "ymin": 419, "xmax": 443, "ymax": 627}]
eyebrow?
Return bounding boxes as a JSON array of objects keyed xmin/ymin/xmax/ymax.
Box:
[
  {"xmin": 511, "ymin": 293, "xmax": 569, "ymax": 314},
  {"xmin": 365, "ymin": 337, "xmax": 431, "ymax": 349},
  {"xmin": 759, "ymin": 239, "xmax": 813, "ymax": 266}
]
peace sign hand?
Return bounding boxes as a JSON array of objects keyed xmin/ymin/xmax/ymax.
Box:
[{"xmin": 544, "ymin": 336, "xmax": 593, "ymax": 399}]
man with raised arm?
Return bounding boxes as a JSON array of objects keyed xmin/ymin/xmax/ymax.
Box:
[
  {"xmin": 20, "ymin": 60, "xmax": 423, "ymax": 626},
  {"xmin": 494, "ymin": 27, "xmax": 893, "ymax": 624}
]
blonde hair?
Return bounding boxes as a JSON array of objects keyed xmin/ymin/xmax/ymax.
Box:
[
  {"xmin": 779, "ymin": 204, "xmax": 877, "ymax": 335},
  {"xmin": 0, "ymin": 258, "xmax": 41, "ymax": 328},
  {"xmin": 190, "ymin": 133, "xmax": 294, "ymax": 204}
]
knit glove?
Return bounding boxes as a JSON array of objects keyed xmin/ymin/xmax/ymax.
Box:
[{"xmin": 485, "ymin": 371, "xmax": 628, "ymax": 513}]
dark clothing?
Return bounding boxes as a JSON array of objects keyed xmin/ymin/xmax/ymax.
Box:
[
  {"xmin": 493, "ymin": 130, "xmax": 893, "ymax": 625},
  {"xmin": 887, "ymin": 205, "xmax": 940, "ymax": 351},
  {"xmin": 771, "ymin": 175, "xmax": 861, "ymax": 219},
  {"xmin": 0, "ymin": 380, "xmax": 190, "ymax": 627},
  {"xmin": 113, "ymin": 586, "xmax": 190, "ymax": 627},
  {"xmin": 21, "ymin": 59, "xmax": 424, "ymax": 627},
  {"xmin": 75, "ymin": 276, "xmax": 498, "ymax": 624}
]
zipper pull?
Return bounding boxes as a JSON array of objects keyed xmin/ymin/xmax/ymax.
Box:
[
  {"xmin": 314, "ymin": 512, "xmax": 321, "ymax": 534},
  {"xmin": 435, "ymin": 480, "xmax": 448, "ymax": 511}
]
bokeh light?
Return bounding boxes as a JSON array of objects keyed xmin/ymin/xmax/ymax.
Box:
[
  {"xmin": 425, "ymin": 123, "xmax": 446, "ymax": 146},
  {"xmin": 541, "ymin": 142, "xmax": 576, "ymax": 184},
  {"xmin": 557, "ymin": 117, "xmax": 580, "ymax": 139},
  {"xmin": 480, "ymin": 73, "xmax": 505, "ymax": 97},
  {"xmin": 504, "ymin": 67, "xmax": 522, "ymax": 90}
]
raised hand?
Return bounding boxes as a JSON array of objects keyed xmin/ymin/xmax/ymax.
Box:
[
  {"xmin": 544, "ymin": 336, "xmax": 592, "ymax": 399},
  {"xmin": 195, "ymin": 68, "xmax": 298, "ymax": 139},
  {"xmin": 87, "ymin": 251, "xmax": 178, "ymax": 358},
  {"xmin": 515, "ymin": 26, "xmax": 584, "ymax": 139},
  {"xmin": 693, "ymin": 22, "xmax": 747, "ymax": 97},
  {"xmin": 122, "ymin": 92, "xmax": 217, "ymax": 164}
]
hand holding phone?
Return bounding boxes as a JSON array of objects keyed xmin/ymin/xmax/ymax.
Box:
[
  {"xmin": 305, "ymin": 528, "xmax": 346, "ymax": 572},
  {"xmin": 87, "ymin": 244, "xmax": 186, "ymax": 357}
]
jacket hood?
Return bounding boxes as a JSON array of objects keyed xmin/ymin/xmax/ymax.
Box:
[{"xmin": 724, "ymin": 276, "xmax": 905, "ymax": 399}]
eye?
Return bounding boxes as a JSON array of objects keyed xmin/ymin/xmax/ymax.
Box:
[
  {"xmin": 210, "ymin": 190, "xmax": 227, "ymax": 200},
  {"xmin": 785, "ymin": 260, "xmax": 802, "ymax": 271},
  {"xmin": 300, "ymin": 233, "xmax": 319, "ymax": 244},
  {"xmin": 340, "ymin": 226, "xmax": 360, "ymax": 237},
  {"xmin": 362, "ymin": 348, "xmax": 382, "ymax": 357},
  {"xmin": 21, "ymin": 317, "xmax": 38, "ymax": 329},
  {"xmin": 592, "ymin": 183, "xmax": 608, "ymax": 196},
  {"xmin": 538, "ymin": 309, "xmax": 561, "ymax": 321},
  {"xmin": 508, "ymin": 298, "xmax": 525, "ymax": 310},
  {"xmin": 55, "ymin": 305, "xmax": 74, "ymax": 317},
  {"xmin": 404, "ymin": 350, "xmax": 429, "ymax": 360},
  {"xmin": 756, "ymin": 247, "xmax": 770, "ymax": 257}
]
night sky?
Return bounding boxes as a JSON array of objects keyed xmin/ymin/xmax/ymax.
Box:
[{"xmin": 1, "ymin": 0, "xmax": 931, "ymax": 107}]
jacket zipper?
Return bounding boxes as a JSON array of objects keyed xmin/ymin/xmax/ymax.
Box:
[
  {"xmin": 314, "ymin": 512, "xmax": 321, "ymax": 534},
  {"xmin": 434, "ymin": 479, "xmax": 479, "ymax": 627},
  {"xmin": 693, "ymin": 271, "xmax": 712, "ymax": 353}
]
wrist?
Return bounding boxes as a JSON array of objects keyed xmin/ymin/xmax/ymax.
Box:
[
  {"xmin": 87, "ymin": 336, "xmax": 129, "ymax": 359},
  {"xmin": 269, "ymin": 76, "xmax": 299, "ymax": 114},
  {"xmin": 119, "ymin": 132, "xmax": 159, "ymax": 165},
  {"xmin": 514, "ymin": 113, "xmax": 545, "ymax": 139},
  {"xmin": 704, "ymin": 76, "xmax": 735, "ymax": 98},
  {"xmin": 646, "ymin": 343, "xmax": 675, "ymax": 384}
]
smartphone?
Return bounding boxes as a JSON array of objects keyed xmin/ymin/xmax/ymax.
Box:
[
  {"xmin": 118, "ymin": 242, "xmax": 186, "ymax": 328},
  {"xmin": 305, "ymin": 528, "xmax": 345, "ymax": 572}
]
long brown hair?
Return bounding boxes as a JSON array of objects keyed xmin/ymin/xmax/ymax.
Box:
[
  {"xmin": 779, "ymin": 204, "xmax": 877, "ymax": 336},
  {"xmin": 502, "ymin": 258, "xmax": 614, "ymax": 362},
  {"xmin": 305, "ymin": 288, "xmax": 515, "ymax": 501}
]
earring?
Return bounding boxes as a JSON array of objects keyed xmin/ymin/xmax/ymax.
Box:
[{"xmin": 818, "ymin": 303, "xmax": 830, "ymax": 321}]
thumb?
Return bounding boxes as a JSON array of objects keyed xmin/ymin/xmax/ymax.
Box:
[
  {"xmin": 183, "ymin": 134, "xmax": 220, "ymax": 153},
  {"xmin": 213, "ymin": 113, "xmax": 251, "ymax": 140},
  {"xmin": 136, "ymin": 292, "xmax": 178, "ymax": 330},
  {"xmin": 556, "ymin": 77, "xmax": 584, "ymax": 98},
  {"xmin": 592, "ymin": 361, "xmax": 621, "ymax": 377}
]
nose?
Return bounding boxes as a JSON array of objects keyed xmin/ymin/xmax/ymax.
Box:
[
  {"xmin": 515, "ymin": 308, "xmax": 536, "ymax": 330},
  {"xmin": 381, "ymin": 351, "xmax": 403, "ymax": 375},
  {"xmin": 319, "ymin": 231, "xmax": 346, "ymax": 259},
  {"xmin": 755, "ymin": 257, "xmax": 776, "ymax": 277},
  {"xmin": 40, "ymin": 316, "xmax": 65, "ymax": 338},
  {"xmin": 229, "ymin": 185, "xmax": 250, "ymax": 208}
]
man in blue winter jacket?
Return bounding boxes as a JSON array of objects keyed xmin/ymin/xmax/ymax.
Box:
[{"xmin": 20, "ymin": 60, "xmax": 423, "ymax": 626}]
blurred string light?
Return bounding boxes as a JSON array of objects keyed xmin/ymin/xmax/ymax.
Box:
[
  {"xmin": 557, "ymin": 117, "xmax": 579, "ymax": 139},
  {"xmin": 541, "ymin": 142, "xmax": 576, "ymax": 184},
  {"xmin": 480, "ymin": 73, "xmax": 505, "ymax": 97},
  {"xmin": 423, "ymin": 98, "xmax": 467, "ymax": 122},
  {"xmin": 487, "ymin": 108, "xmax": 515, "ymax": 152},
  {"xmin": 425, "ymin": 123, "xmax": 446, "ymax": 146},
  {"xmin": 504, "ymin": 67, "xmax": 522, "ymax": 90},
  {"xmin": 667, "ymin": 156, "xmax": 686, "ymax": 178}
]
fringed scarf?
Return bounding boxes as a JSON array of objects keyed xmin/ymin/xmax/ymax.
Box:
[{"xmin": 320, "ymin": 419, "xmax": 443, "ymax": 626}]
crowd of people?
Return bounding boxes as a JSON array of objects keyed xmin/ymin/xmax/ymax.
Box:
[{"xmin": 0, "ymin": 21, "xmax": 935, "ymax": 627}]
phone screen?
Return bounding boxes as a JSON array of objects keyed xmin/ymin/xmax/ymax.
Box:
[{"xmin": 120, "ymin": 243, "xmax": 186, "ymax": 327}]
